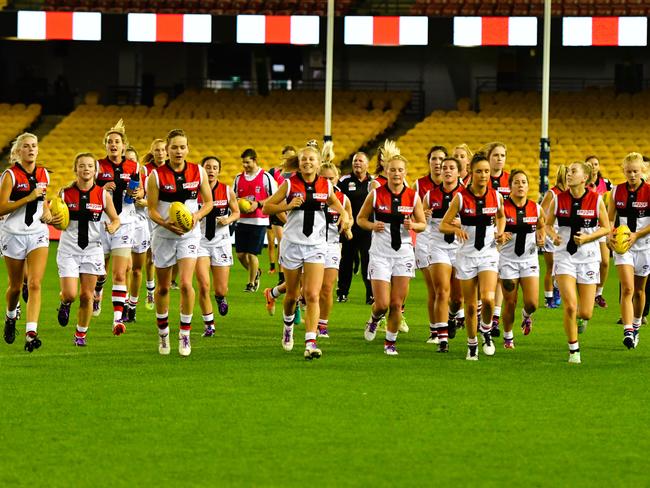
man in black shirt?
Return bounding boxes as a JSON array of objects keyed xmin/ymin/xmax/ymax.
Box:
[{"xmin": 337, "ymin": 152, "xmax": 374, "ymax": 303}]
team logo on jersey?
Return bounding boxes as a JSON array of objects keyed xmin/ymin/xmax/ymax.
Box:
[
  {"xmin": 86, "ymin": 203, "xmax": 102, "ymax": 211},
  {"xmin": 214, "ymin": 200, "xmax": 228, "ymax": 206},
  {"xmin": 349, "ymin": 183, "xmax": 356, "ymax": 191},
  {"xmin": 163, "ymin": 184, "xmax": 175, "ymax": 191},
  {"xmin": 482, "ymin": 207, "xmax": 498, "ymax": 214},
  {"xmin": 559, "ymin": 209, "xmax": 569, "ymax": 215},
  {"xmin": 16, "ymin": 183, "xmax": 28, "ymax": 190},
  {"xmin": 398, "ymin": 206, "xmax": 413, "ymax": 213},
  {"xmin": 633, "ymin": 202, "xmax": 648, "ymax": 208},
  {"xmin": 577, "ymin": 209, "xmax": 595, "ymax": 217},
  {"xmin": 378, "ymin": 205, "xmax": 389, "ymax": 211},
  {"xmin": 182, "ymin": 182, "xmax": 199, "ymax": 190},
  {"xmin": 101, "ymin": 173, "xmax": 112, "ymax": 179},
  {"xmin": 523, "ymin": 217, "xmax": 538, "ymax": 223},
  {"xmin": 120, "ymin": 173, "xmax": 131, "ymax": 180},
  {"xmin": 255, "ymin": 186, "xmax": 261, "ymax": 193},
  {"xmin": 314, "ymin": 193, "xmax": 328, "ymax": 200}
]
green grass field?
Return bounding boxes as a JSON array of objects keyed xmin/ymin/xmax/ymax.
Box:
[{"xmin": 1, "ymin": 243, "xmax": 648, "ymax": 487}]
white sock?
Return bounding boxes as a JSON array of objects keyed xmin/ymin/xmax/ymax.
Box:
[
  {"xmin": 494, "ymin": 306, "xmax": 501, "ymax": 317},
  {"xmin": 305, "ymin": 332, "xmax": 317, "ymax": 341},
  {"xmin": 522, "ymin": 308, "xmax": 531, "ymax": 318},
  {"xmin": 544, "ymin": 291, "xmax": 553, "ymax": 298},
  {"xmin": 596, "ymin": 287, "xmax": 603, "ymax": 296},
  {"xmin": 146, "ymin": 280, "xmax": 155, "ymax": 292},
  {"xmin": 6, "ymin": 308, "xmax": 16, "ymax": 319},
  {"xmin": 504, "ymin": 330, "xmax": 514, "ymax": 340},
  {"xmin": 386, "ymin": 331, "xmax": 398, "ymax": 342},
  {"xmin": 26, "ymin": 322, "xmax": 37, "ymax": 334}
]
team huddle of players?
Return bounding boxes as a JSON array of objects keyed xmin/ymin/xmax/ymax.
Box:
[{"xmin": 1, "ymin": 120, "xmax": 647, "ymax": 363}]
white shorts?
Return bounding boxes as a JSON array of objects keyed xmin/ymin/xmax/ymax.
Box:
[
  {"xmin": 198, "ymin": 240, "xmax": 233, "ymax": 267},
  {"xmin": 57, "ymin": 250, "xmax": 105, "ymax": 278},
  {"xmin": 429, "ymin": 246, "xmax": 458, "ymax": 267},
  {"xmin": 101, "ymin": 222, "xmax": 135, "ymax": 254},
  {"xmin": 542, "ymin": 235, "xmax": 555, "ymax": 253},
  {"xmin": 0, "ymin": 230, "xmax": 49, "ymax": 260},
  {"xmin": 279, "ymin": 240, "xmax": 326, "ymax": 270},
  {"xmin": 325, "ymin": 242, "xmax": 341, "ymax": 270},
  {"xmin": 131, "ymin": 219, "xmax": 151, "ymax": 254},
  {"xmin": 368, "ymin": 252, "xmax": 415, "ymax": 282},
  {"xmin": 553, "ymin": 259, "xmax": 600, "ymax": 284},
  {"xmin": 454, "ymin": 251, "xmax": 499, "ymax": 280},
  {"xmin": 614, "ymin": 249, "xmax": 650, "ymax": 277},
  {"xmin": 152, "ymin": 235, "xmax": 200, "ymax": 268},
  {"xmin": 499, "ymin": 255, "xmax": 540, "ymax": 280},
  {"xmin": 414, "ymin": 238, "xmax": 431, "ymax": 269}
]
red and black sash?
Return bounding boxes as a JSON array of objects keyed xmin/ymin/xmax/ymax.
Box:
[{"xmin": 504, "ymin": 198, "xmax": 538, "ymax": 256}]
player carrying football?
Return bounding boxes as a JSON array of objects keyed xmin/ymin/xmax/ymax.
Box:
[
  {"xmin": 607, "ymin": 152, "xmax": 650, "ymax": 349},
  {"xmin": 56, "ymin": 153, "xmax": 120, "ymax": 346},
  {"xmin": 147, "ymin": 129, "xmax": 213, "ymax": 357}
]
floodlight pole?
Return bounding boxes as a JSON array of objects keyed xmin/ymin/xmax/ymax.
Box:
[
  {"xmin": 539, "ymin": 0, "xmax": 552, "ymax": 195},
  {"xmin": 323, "ymin": 0, "xmax": 334, "ymax": 142}
]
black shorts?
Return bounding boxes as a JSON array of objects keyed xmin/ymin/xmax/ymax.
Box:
[
  {"xmin": 270, "ymin": 215, "xmax": 285, "ymax": 227},
  {"xmin": 235, "ymin": 223, "xmax": 266, "ymax": 255}
]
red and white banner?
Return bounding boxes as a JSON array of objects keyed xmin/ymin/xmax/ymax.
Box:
[
  {"xmin": 127, "ymin": 13, "xmax": 211, "ymax": 43},
  {"xmin": 563, "ymin": 17, "xmax": 647, "ymax": 46},
  {"xmin": 453, "ymin": 17, "xmax": 537, "ymax": 46},
  {"xmin": 17, "ymin": 11, "xmax": 101, "ymax": 41},
  {"xmin": 344, "ymin": 16, "xmax": 428, "ymax": 46},
  {"xmin": 236, "ymin": 15, "xmax": 319, "ymax": 44}
]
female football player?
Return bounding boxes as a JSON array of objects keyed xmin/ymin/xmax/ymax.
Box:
[
  {"xmin": 196, "ymin": 156, "xmax": 240, "ymax": 337},
  {"xmin": 607, "ymin": 152, "xmax": 650, "ymax": 349},
  {"xmin": 440, "ymin": 153, "xmax": 505, "ymax": 360},
  {"xmin": 56, "ymin": 153, "xmax": 120, "ymax": 346},
  {"xmin": 586, "ymin": 155, "xmax": 613, "ymax": 309},
  {"xmin": 498, "ymin": 170, "xmax": 545, "ymax": 348},
  {"xmin": 147, "ymin": 129, "xmax": 213, "ymax": 357},
  {"xmin": 545, "ymin": 161, "xmax": 610, "ymax": 364},
  {"xmin": 92, "ymin": 120, "xmax": 142, "ymax": 336},
  {"xmin": 358, "ymin": 141, "xmax": 426, "ymax": 356},
  {"xmin": 0, "ymin": 133, "xmax": 52, "ymax": 351},
  {"xmin": 263, "ymin": 142, "xmax": 350, "ymax": 360},
  {"xmin": 423, "ymin": 156, "xmax": 464, "ymax": 352}
]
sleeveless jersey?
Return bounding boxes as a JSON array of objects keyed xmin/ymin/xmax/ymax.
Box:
[
  {"xmin": 199, "ymin": 181, "xmax": 231, "ymax": 245},
  {"xmin": 150, "ymin": 160, "xmax": 203, "ymax": 240},
  {"xmin": 501, "ymin": 198, "xmax": 542, "ymax": 260},
  {"xmin": 96, "ymin": 157, "xmax": 139, "ymax": 224},
  {"xmin": 424, "ymin": 182, "xmax": 463, "ymax": 251},
  {"xmin": 233, "ymin": 169, "xmax": 275, "ymax": 226},
  {"xmin": 326, "ymin": 187, "xmax": 348, "ymax": 245},
  {"xmin": 370, "ymin": 185, "xmax": 418, "ymax": 255},
  {"xmin": 490, "ymin": 171, "xmax": 510, "ymax": 198},
  {"xmin": 457, "ymin": 186, "xmax": 502, "ymax": 258},
  {"xmin": 554, "ymin": 189, "xmax": 601, "ymax": 263},
  {"xmin": 612, "ymin": 181, "xmax": 650, "ymax": 251},
  {"xmin": 374, "ymin": 175, "xmax": 388, "ymax": 187},
  {"xmin": 2, "ymin": 163, "xmax": 49, "ymax": 235},
  {"xmin": 58, "ymin": 184, "xmax": 107, "ymax": 255},
  {"xmin": 461, "ymin": 173, "xmax": 472, "ymax": 187},
  {"xmin": 283, "ymin": 174, "xmax": 332, "ymax": 246}
]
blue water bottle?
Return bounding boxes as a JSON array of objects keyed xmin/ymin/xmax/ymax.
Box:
[{"xmin": 124, "ymin": 174, "xmax": 139, "ymax": 204}]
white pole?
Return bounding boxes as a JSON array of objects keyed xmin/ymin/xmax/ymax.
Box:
[
  {"xmin": 539, "ymin": 0, "xmax": 551, "ymax": 195},
  {"xmin": 324, "ymin": 0, "xmax": 334, "ymax": 142}
]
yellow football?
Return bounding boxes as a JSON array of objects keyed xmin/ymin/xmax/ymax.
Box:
[
  {"xmin": 238, "ymin": 198, "xmax": 254, "ymax": 213},
  {"xmin": 169, "ymin": 201, "xmax": 193, "ymax": 232},
  {"xmin": 49, "ymin": 196, "xmax": 69, "ymax": 231},
  {"xmin": 613, "ymin": 224, "xmax": 631, "ymax": 254}
]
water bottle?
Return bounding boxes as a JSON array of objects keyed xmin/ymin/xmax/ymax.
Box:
[{"xmin": 124, "ymin": 174, "xmax": 139, "ymax": 204}]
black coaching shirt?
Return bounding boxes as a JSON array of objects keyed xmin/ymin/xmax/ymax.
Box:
[{"xmin": 338, "ymin": 173, "xmax": 373, "ymax": 222}]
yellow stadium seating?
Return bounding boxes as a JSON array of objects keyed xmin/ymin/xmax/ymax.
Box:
[
  {"xmin": 398, "ymin": 88, "xmax": 650, "ymax": 199},
  {"xmin": 0, "ymin": 103, "xmax": 42, "ymax": 158},
  {"xmin": 39, "ymin": 89, "xmax": 410, "ymax": 194}
]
